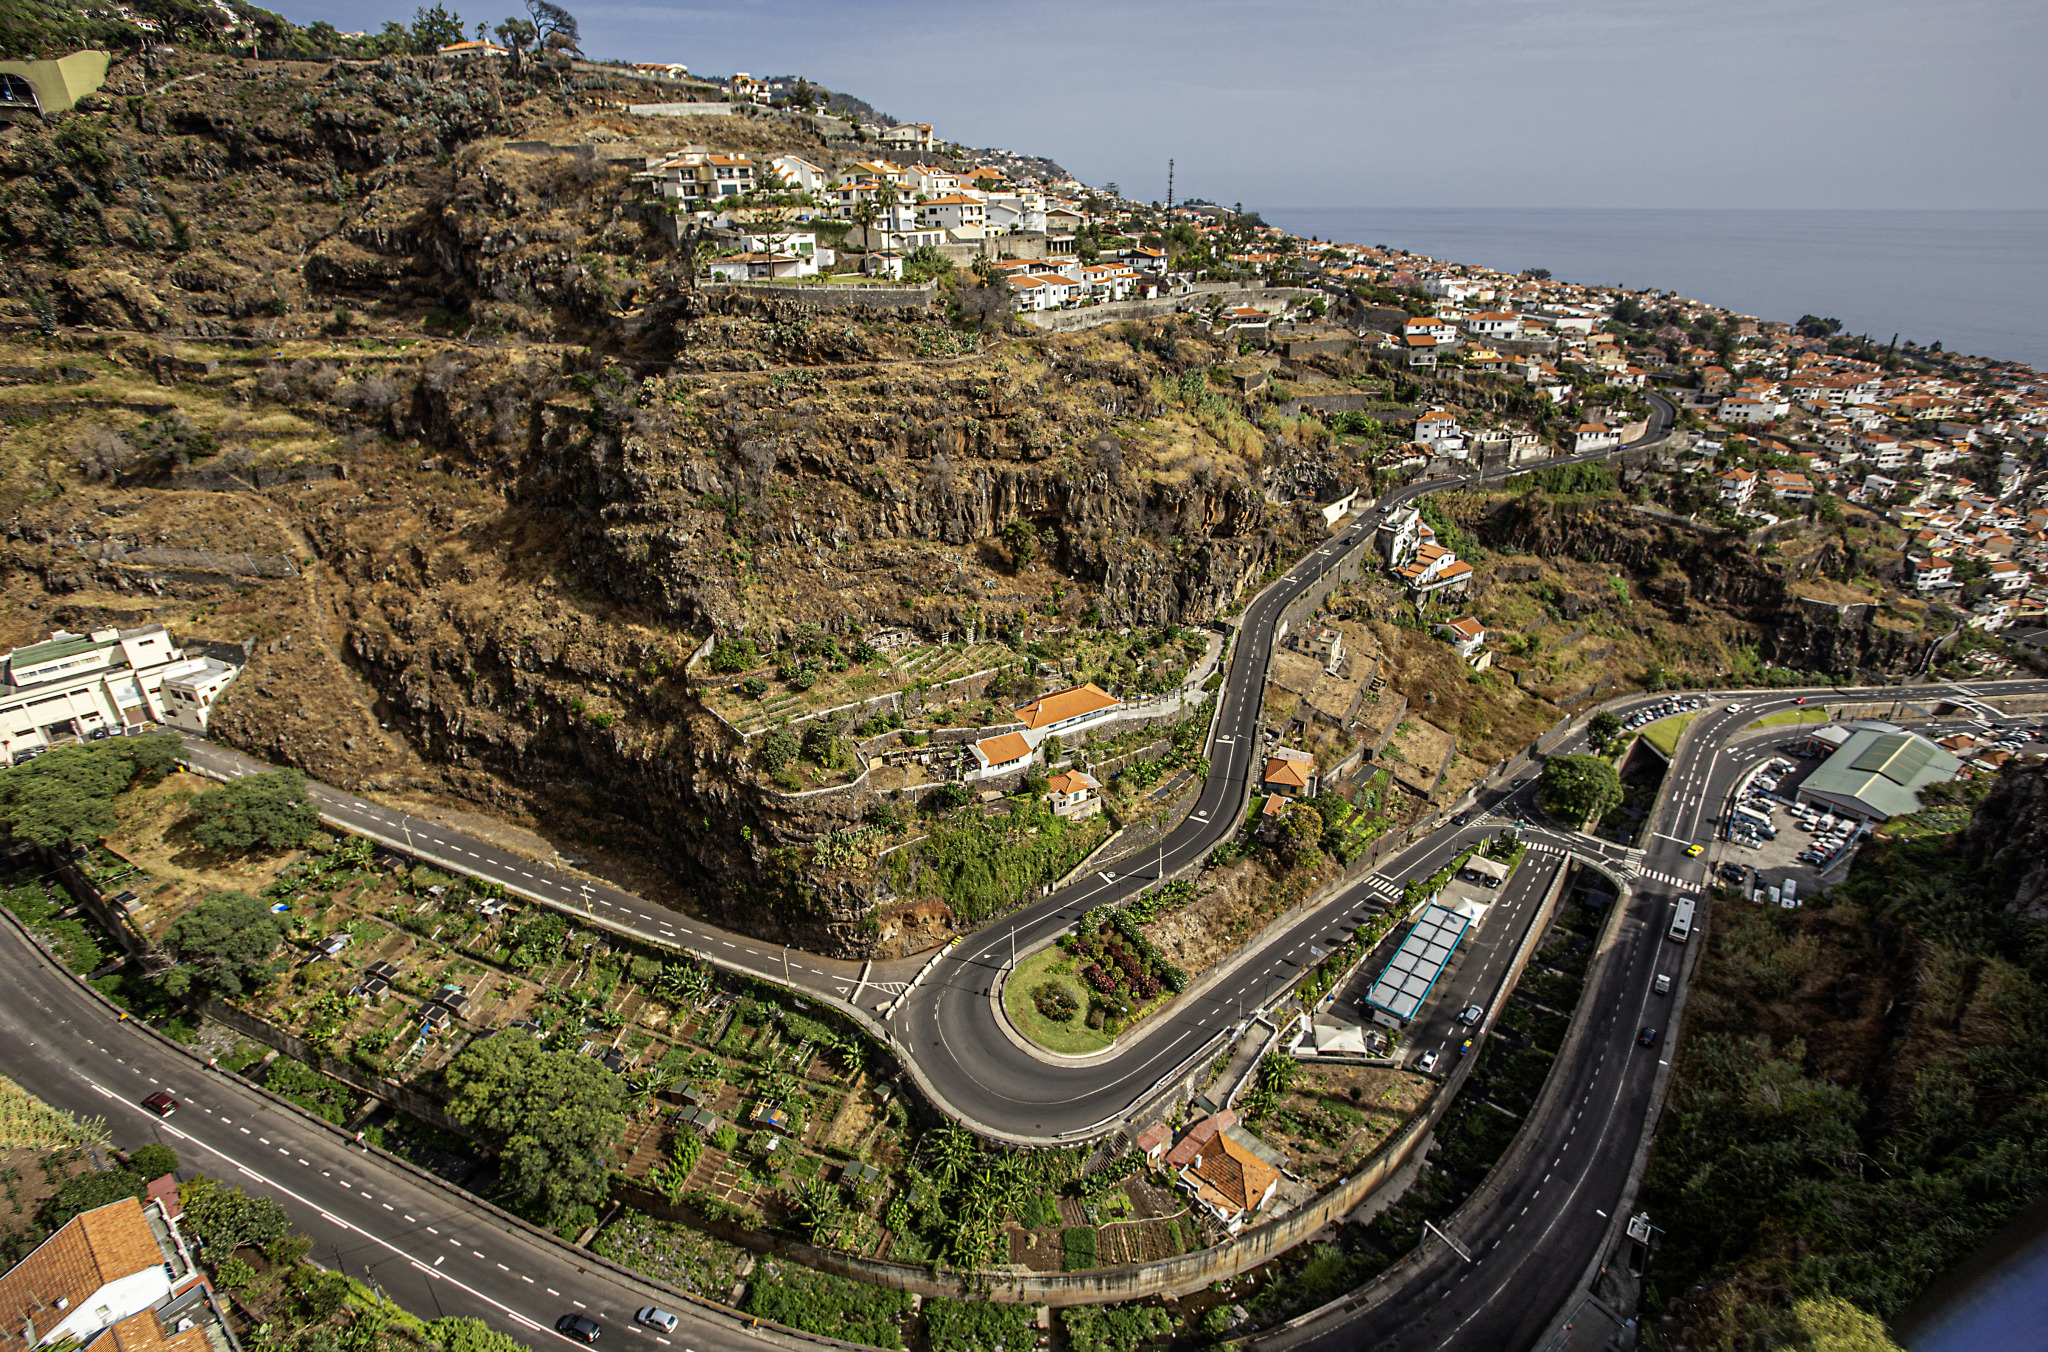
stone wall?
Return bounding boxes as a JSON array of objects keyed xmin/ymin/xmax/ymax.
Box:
[
  {"xmin": 199, "ymin": 999, "xmax": 473, "ymax": 1135},
  {"xmin": 704, "ymin": 280, "xmax": 938, "ymax": 309}
]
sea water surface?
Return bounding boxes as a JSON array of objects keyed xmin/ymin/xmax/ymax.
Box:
[{"xmin": 1268, "ymin": 208, "xmax": 2048, "ymax": 373}]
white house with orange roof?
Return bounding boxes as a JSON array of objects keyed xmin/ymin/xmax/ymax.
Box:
[
  {"xmin": 769, "ymin": 154, "xmax": 828, "ymax": 194},
  {"xmin": 1574, "ymin": 423, "xmax": 1620, "ymax": 453},
  {"xmin": 970, "ymin": 731, "xmax": 1034, "ymax": 779},
  {"xmin": 1462, "ymin": 310, "xmax": 1521, "ymax": 339},
  {"xmin": 1436, "ymin": 617, "xmax": 1488, "ymax": 659},
  {"xmin": 1013, "ymin": 682, "xmax": 1121, "ymax": 746},
  {"xmin": 916, "ymin": 193, "xmax": 987, "ymax": 239},
  {"xmin": 1764, "ymin": 469, "xmax": 1814, "ymax": 503},
  {"xmin": 1718, "ymin": 466, "xmax": 1757, "ymax": 508},
  {"xmin": 1044, "ymin": 769, "xmax": 1103, "ymax": 820}
]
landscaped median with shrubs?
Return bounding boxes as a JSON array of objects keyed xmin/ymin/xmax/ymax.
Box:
[{"xmin": 1004, "ymin": 897, "xmax": 1193, "ymax": 1054}]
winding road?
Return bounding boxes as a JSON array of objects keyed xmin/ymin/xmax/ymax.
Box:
[{"xmin": 23, "ymin": 386, "xmax": 2048, "ymax": 1347}]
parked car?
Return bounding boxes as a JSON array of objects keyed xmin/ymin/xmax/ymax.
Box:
[
  {"xmin": 142, "ymin": 1091, "xmax": 178, "ymax": 1117},
  {"xmin": 555, "ymin": 1317, "xmax": 601, "ymax": 1344},
  {"xmin": 1638, "ymin": 1027, "xmax": 1660, "ymax": 1048},
  {"xmin": 1417, "ymin": 1050, "xmax": 1441, "ymax": 1074},
  {"xmin": 634, "ymin": 1309, "xmax": 678, "ymax": 1334}
]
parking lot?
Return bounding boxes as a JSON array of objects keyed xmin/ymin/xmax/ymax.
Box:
[{"xmin": 1708, "ymin": 748, "xmax": 1865, "ymax": 907}]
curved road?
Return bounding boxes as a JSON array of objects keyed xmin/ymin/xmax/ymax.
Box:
[
  {"xmin": 893, "ymin": 394, "xmax": 1679, "ymax": 1138},
  {"xmin": 1268, "ymin": 676, "xmax": 2048, "ymax": 1352}
]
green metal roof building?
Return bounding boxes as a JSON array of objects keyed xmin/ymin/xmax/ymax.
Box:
[{"xmin": 1797, "ymin": 726, "xmax": 1961, "ymax": 822}]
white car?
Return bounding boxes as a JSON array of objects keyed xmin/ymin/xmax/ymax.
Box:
[{"xmin": 1417, "ymin": 1050, "xmax": 1441, "ymax": 1074}]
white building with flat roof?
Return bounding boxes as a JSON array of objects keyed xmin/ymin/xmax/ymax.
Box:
[{"xmin": 0, "ymin": 626, "xmax": 238, "ymax": 763}]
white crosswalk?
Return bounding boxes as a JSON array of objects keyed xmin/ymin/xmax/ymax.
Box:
[
  {"xmin": 1362, "ymin": 875, "xmax": 1403, "ymax": 901},
  {"xmin": 1634, "ymin": 868, "xmax": 1700, "ymax": 894}
]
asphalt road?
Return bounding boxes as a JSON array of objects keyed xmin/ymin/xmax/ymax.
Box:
[
  {"xmin": 167, "ymin": 398, "xmax": 1677, "ymax": 1147},
  {"xmin": 0, "ymin": 917, "xmax": 796, "ymax": 1352},
  {"xmin": 1265, "ymin": 677, "xmax": 2048, "ymax": 1352},
  {"xmin": 893, "ymin": 394, "xmax": 1682, "ymax": 1139}
]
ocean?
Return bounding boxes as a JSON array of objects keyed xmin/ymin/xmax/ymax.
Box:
[{"xmin": 1267, "ymin": 208, "xmax": 2048, "ymax": 373}]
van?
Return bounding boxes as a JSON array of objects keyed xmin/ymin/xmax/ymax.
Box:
[{"xmin": 1654, "ymin": 974, "xmax": 1672, "ymax": 996}]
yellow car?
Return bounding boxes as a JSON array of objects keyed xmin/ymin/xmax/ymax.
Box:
[{"xmin": 1685, "ymin": 844, "xmax": 1704, "ymax": 857}]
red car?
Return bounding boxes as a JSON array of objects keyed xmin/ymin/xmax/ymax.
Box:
[
  {"xmin": 1795, "ymin": 697, "xmax": 1808, "ymax": 705},
  {"xmin": 142, "ymin": 1091, "xmax": 178, "ymax": 1117}
]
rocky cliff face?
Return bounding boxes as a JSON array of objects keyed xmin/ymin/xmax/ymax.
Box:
[
  {"xmin": 0, "ymin": 53, "xmax": 1360, "ymax": 957},
  {"xmin": 1959, "ymin": 760, "xmax": 2048, "ymax": 916},
  {"xmin": 1477, "ymin": 494, "xmax": 1947, "ymax": 677}
]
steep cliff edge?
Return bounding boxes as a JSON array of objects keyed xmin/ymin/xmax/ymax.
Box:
[{"xmin": 0, "ymin": 54, "xmax": 1358, "ymax": 957}]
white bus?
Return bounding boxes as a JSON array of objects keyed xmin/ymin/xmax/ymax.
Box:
[{"xmin": 1667, "ymin": 898, "xmax": 1695, "ymax": 943}]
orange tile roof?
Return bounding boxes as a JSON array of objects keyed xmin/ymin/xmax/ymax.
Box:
[
  {"xmin": 1189, "ymin": 1131, "xmax": 1281, "ymax": 1214},
  {"xmin": 0, "ymin": 1199, "xmax": 168, "ymax": 1352},
  {"xmin": 1164, "ymin": 1111, "xmax": 1236, "ymax": 1167},
  {"xmin": 1263, "ymin": 756, "xmax": 1315, "ymax": 790},
  {"xmin": 1014, "ymin": 683, "xmax": 1119, "ymax": 730},
  {"xmin": 88, "ymin": 1309, "xmax": 211, "ymax": 1352},
  {"xmin": 1045, "ymin": 770, "xmax": 1099, "ymax": 795},
  {"xmin": 976, "ymin": 732, "xmax": 1031, "ymax": 765}
]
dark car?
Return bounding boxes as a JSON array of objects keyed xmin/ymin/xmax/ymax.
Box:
[
  {"xmin": 1453, "ymin": 812, "xmax": 1472, "ymax": 826},
  {"xmin": 555, "ymin": 1316, "xmax": 600, "ymax": 1343},
  {"xmin": 1637, "ymin": 1027, "xmax": 1660, "ymax": 1048},
  {"xmin": 142, "ymin": 1091, "xmax": 178, "ymax": 1117},
  {"xmin": 1719, "ymin": 863, "xmax": 1746, "ymax": 883}
]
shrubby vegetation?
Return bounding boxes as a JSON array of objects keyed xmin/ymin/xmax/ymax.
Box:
[
  {"xmin": 0, "ymin": 734, "xmax": 180, "ymax": 846},
  {"xmin": 1637, "ymin": 770, "xmax": 2048, "ymax": 1346},
  {"xmin": 1538, "ymin": 753, "xmax": 1622, "ymax": 825},
  {"xmin": 442, "ymin": 1030, "xmax": 629, "ymax": 1229},
  {"xmin": 189, "ymin": 768, "xmax": 321, "ymax": 853},
  {"xmin": 741, "ymin": 1263, "xmax": 909, "ymax": 1348}
]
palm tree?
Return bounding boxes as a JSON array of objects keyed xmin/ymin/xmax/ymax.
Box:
[
  {"xmin": 849, "ymin": 198, "xmax": 878, "ymax": 268},
  {"xmin": 874, "ymin": 180, "xmax": 901, "ymax": 278}
]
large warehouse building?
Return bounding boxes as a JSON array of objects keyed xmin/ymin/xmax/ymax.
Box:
[{"xmin": 1796, "ymin": 724, "xmax": 1961, "ymax": 822}]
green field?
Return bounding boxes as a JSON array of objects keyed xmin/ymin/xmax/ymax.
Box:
[
  {"xmin": 1641, "ymin": 712, "xmax": 1701, "ymax": 757},
  {"xmin": 1002, "ymin": 947, "xmax": 1116, "ymax": 1056},
  {"xmin": 1743, "ymin": 709, "xmax": 1833, "ymax": 731}
]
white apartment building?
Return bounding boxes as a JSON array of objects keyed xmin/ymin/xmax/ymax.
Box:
[{"xmin": 0, "ymin": 625, "xmax": 238, "ymax": 763}]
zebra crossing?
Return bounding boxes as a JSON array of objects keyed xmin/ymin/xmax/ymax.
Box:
[
  {"xmin": 1632, "ymin": 867, "xmax": 1701, "ymax": 894},
  {"xmin": 1361, "ymin": 874, "xmax": 1404, "ymax": 902}
]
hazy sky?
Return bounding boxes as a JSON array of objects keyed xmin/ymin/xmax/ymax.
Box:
[{"xmin": 287, "ymin": 0, "xmax": 2048, "ymax": 211}]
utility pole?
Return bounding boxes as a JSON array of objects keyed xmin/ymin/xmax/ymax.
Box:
[{"xmin": 1166, "ymin": 158, "xmax": 1174, "ymax": 211}]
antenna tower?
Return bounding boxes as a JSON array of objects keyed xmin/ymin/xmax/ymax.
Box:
[{"xmin": 1166, "ymin": 159, "xmax": 1174, "ymax": 210}]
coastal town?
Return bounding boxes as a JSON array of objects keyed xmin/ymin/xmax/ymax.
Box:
[{"xmin": 0, "ymin": 15, "xmax": 2044, "ymax": 1352}]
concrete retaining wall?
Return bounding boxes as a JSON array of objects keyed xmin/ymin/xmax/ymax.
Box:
[
  {"xmin": 198, "ymin": 999, "xmax": 473, "ymax": 1136},
  {"xmin": 1019, "ymin": 286, "xmax": 1320, "ymax": 335},
  {"xmin": 705, "ymin": 281, "xmax": 936, "ymax": 309}
]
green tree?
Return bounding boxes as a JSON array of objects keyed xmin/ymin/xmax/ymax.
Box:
[
  {"xmin": 1281, "ymin": 804, "xmax": 1324, "ymax": 865},
  {"xmin": 1539, "ymin": 754, "xmax": 1623, "ymax": 826},
  {"xmin": 177, "ymin": 1176, "xmax": 292, "ymax": 1254},
  {"xmin": 708, "ymin": 637, "xmax": 758, "ymax": 673},
  {"xmin": 1002, "ymin": 518, "xmax": 1039, "ymax": 568},
  {"xmin": 442, "ymin": 1032, "xmax": 629, "ymax": 1223},
  {"xmin": 188, "ymin": 769, "xmax": 319, "ymax": 853},
  {"xmin": 759, "ymin": 727, "xmax": 800, "ymax": 773},
  {"xmin": 1588, "ymin": 710, "xmax": 1623, "ymax": 749},
  {"xmin": 0, "ymin": 734, "xmax": 181, "ymax": 846},
  {"xmin": 431, "ymin": 1319, "xmax": 532, "ymax": 1352},
  {"xmin": 409, "ymin": 2, "xmax": 466, "ymax": 51},
  {"xmin": 161, "ymin": 892, "xmax": 286, "ymax": 999}
]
